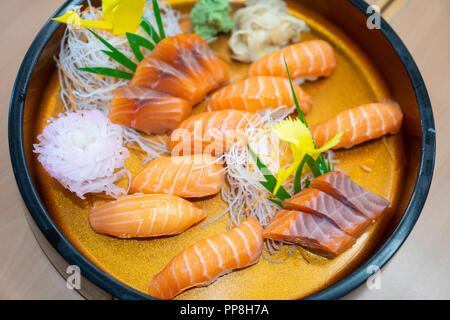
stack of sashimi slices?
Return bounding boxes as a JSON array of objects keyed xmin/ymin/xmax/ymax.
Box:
[{"xmin": 264, "ymin": 171, "xmax": 390, "ymax": 259}]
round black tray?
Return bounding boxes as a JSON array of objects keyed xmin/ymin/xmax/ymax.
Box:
[{"xmin": 8, "ymin": 0, "xmax": 435, "ymax": 300}]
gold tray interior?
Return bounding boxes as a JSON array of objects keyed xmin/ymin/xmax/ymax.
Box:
[{"xmin": 25, "ymin": 0, "xmax": 410, "ymax": 299}]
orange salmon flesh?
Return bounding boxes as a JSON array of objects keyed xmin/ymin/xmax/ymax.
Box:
[
  {"xmin": 309, "ymin": 171, "xmax": 391, "ymax": 220},
  {"xmin": 89, "ymin": 194, "xmax": 207, "ymax": 239},
  {"xmin": 208, "ymin": 76, "xmax": 312, "ymax": 114},
  {"xmin": 311, "ymin": 101, "xmax": 403, "ymax": 150},
  {"xmin": 282, "ymin": 188, "xmax": 372, "ymax": 238},
  {"xmin": 168, "ymin": 110, "xmax": 262, "ymax": 156},
  {"xmin": 109, "ymin": 86, "xmax": 191, "ymax": 134},
  {"xmin": 149, "ymin": 217, "xmax": 263, "ymax": 299},
  {"xmin": 130, "ymin": 154, "xmax": 225, "ymax": 198},
  {"xmin": 263, "ymin": 210, "xmax": 356, "ymax": 259},
  {"xmin": 249, "ymin": 40, "xmax": 336, "ymax": 81}
]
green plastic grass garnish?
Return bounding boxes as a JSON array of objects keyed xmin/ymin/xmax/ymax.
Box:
[
  {"xmin": 78, "ymin": 67, "xmax": 134, "ymax": 80},
  {"xmin": 152, "ymin": 0, "xmax": 166, "ymax": 39},
  {"xmin": 126, "ymin": 32, "xmax": 155, "ymax": 62},
  {"xmin": 247, "ymin": 144, "xmax": 291, "ymax": 201},
  {"xmin": 79, "ymin": 2, "xmax": 167, "ymax": 79},
  {"xmin": 140, "ymin": 16, "xmax": 161, "ymax": 44},
  {"xmin": 283, "ymin": 55, "xmax": 307, "ymax": 126},
  {"xmin": 88, "ymin": 29, "xmax": 137, "ymax": 72}
]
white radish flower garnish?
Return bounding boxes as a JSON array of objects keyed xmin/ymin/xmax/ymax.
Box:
[{"xmin": 33, "ymin": 110, "xmax": 130, "ymax": 199}]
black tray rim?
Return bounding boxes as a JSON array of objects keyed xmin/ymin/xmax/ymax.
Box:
[{"xmin": 8, "ymin": 0, "xmax": 436, "ymax": 300}]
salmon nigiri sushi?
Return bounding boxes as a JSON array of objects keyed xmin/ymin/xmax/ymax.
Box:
[
  {"xmin": 130, "ymin": 34, "xmax": 229, "ymax": 106},
  {"xmin": 208, "ymin": 76, "xmax": 312, "ymax": 114},
  {"xmin": 149, "ymin": 216, "xmax": 263, "ymax": 299},
  {"xmin": 168, "ymin": 110, "xmax": 262, "ymax": 156},
  {"xmin": 263, "ymin": 210, "xmax": 356, "ymax": 259},
  {"xmin": 311, "ymin": 101, "xmax": 403, "ymax": 150},
  {"xmin": 310, "ymin": 171, "xmax": 390, "ymax": 221},
  {"xmin": 89, "ymin": 194, "xmax": 206, "ymax": 238},
  {"xmin": 249, "ymin": 40, "xmax": 336, "ymax": 82},
  {"xmin": 109, "ymin": 86, "xmax": 191, "ymax": 134},
  {"xmin": 130, "ymin": 154, "xmax": 225, "ymax": 198},
  {"xmin": 282, "ymin": 188, "xmax": 371, "ymax": 237}
]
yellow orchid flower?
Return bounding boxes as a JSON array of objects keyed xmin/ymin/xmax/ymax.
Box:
[
  {"xmin": 271, "ymin": 117, "xmax": 343, "ymax": 193},
  {"xmin": 53, "ymin": 0, "xmax": 146, "ymax": 36}
]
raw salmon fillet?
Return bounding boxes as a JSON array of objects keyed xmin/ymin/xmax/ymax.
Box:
[
  {"xmin": 89, "ymin": 194, "xmax": 206, "ymax": 238},
  {"xmin": 310, "ymin": 171, "xmax": 390, "ymax": 221},
  {"xmin": 109, "ymin": 86, "xmax": 191, "ymax": 134},
  {"xmin": 130, "ymin": 154, "xmax": 225, "ymax": 198},
  {"xmin": 151, "ymin": 34, "xmax": 228, "ymax": 85},
  {"xmin": 168, "ymin": 110, "xmax": 262, "ymax": 156},
  {"xmin": 149, "ymin": 217, "xmax": 263, "ymax": 299},
  {"xmin": 130, "ymin": 34, "xmax": 229, "ymax": 106},
  {"xmin": 208, "ymin": 76, "xmax": 312, "ymax": 114},
  {"xmin": 263, "ymin": 210, "xmax": 356, "ymax": 259},
  {"xmin": 249, "ymin": 40, "xmax": 336, "ymax": 81},
  {"xmin": 311, "ymin": 101, "xmax": 403, "ymax": 149},
  {"xmin": 282, "ymin": 188, "xmax": 371, "ymax": 237}
]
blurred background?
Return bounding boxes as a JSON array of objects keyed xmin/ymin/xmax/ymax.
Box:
[{"xmin": 0, "ymin": 0, "xmax": 448, "ymax": 299}]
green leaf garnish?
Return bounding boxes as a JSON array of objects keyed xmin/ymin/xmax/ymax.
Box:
[
  {"xmin": 78, "ymin": 67, "xmax": 134, "ymax": 80},
  {"xmin": 77, "ymin": 4, "xmax": 168, "ymax": 80},
  {"xmin": 152, "ymin": 0, "xmax": 166, "ymax": 39},
  {"xmin": 88, "ymin": 29, "xmax": 137, "ymax": 72},
  {"xmin": 304, "ymin": 178, "xmax": 311, "ymax": 188},
  {"xmin": 247, "ymin": 144, "xmax": 291, "ymax": 201},
  {"xmin": 283, "ymin": 55, "xmax": 307, "ymax": 126},
  {"xmin": 141, "ymin": 17, "xmax": 161, "ymax": 44},
  {"xmin": 267, "ymin": 198, "xmax": 283, "ymax": 206},
  {"xmin": 293, "ymin": 156, "xmax": 308, "ymax": 193},
  {"xmin": 315, "ymin": 150, "xmax": 335, "ymax": 175},
  {"xmin": 303, "ymin": 154, "xmax": 322, "ymax": 178},
  {"xmin": 293, "ymin": 153, "xmax": 325, "ymax": 193},
  {"xmin": 126, "ymin": 32, "xmax": 155, "ymax": 62}
]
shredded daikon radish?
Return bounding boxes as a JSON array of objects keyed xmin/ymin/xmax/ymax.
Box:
[
  {"xmin": 218, "ymin": 106, "xmax": 314, "ymax": 229},
  {"xmin": 229, "ymin": 0, "xmax": 309, "ymax": 63},
  {"xmin": 33, "ymin": 110, "xmax": 130, "ymax": 199},
  {"xmin": 262, "ymin": 243, "xmax": 295, "ymax": 263},
  {"xmin": 56, "ymin": 0, "xmax": 180, "ymax": 161},
  {"xmin": 122, "ymin": 127, "xmax": 169, "ymax": 159}
]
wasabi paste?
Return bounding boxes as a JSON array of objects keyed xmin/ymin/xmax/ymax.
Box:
[{"xmin": 190, "ymin": 0, "xmax": 234, "ymax": 41}]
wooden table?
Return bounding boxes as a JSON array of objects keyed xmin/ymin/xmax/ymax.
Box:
[{"xmin": 0, "ymin": 0, "xmax": 448, "ymax": 300}]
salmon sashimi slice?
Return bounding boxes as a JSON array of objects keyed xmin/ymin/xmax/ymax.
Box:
[
  {"xmin": 109, "ymin": 86, "xmax": 191, "ymax": 134},
  {"xmin": 249, "ymin": 40, "xmax": 336, "ymax": 82},
  {"xmin": 89, "ymin": 194, "xmax": 206, "ymax": 238},
  {"xmin": 168, "ymin": 110, "xmax": 262, "ymax": 156},
  {"xmin": 208, "ymin": 76, "xmax": 312, "ymax": 114},
  {"xmin": 149, "ymin": 216, "xmax": 263, "ymax": 299},
  {"xmin": 311, "ymin": 101, "xmax": 403, "ymax": 149},
  {"xmin": 151, "ymin": 34, "xmax": 229, "ymax": 86},
  {"xmin": 130, "ymin": 34, "xmax": 229, "ymax": 105},
  {"xmin": 130, "ymin": 58, "xmax": 199, "ymax": 103},
  {"xmin": 263, "ymin": 210, "xmax": 356, "ymax": 259},
  {"xmin": 310, "ymin": 171, "xmax": 391, "ymax": 221},
  {"xmin": 282, "ymin": 188, "xmax": 371, "ymax": 237},
  {"xmin": 130, "ymin": 154, "xmax": 225, "ymax": 198}
]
